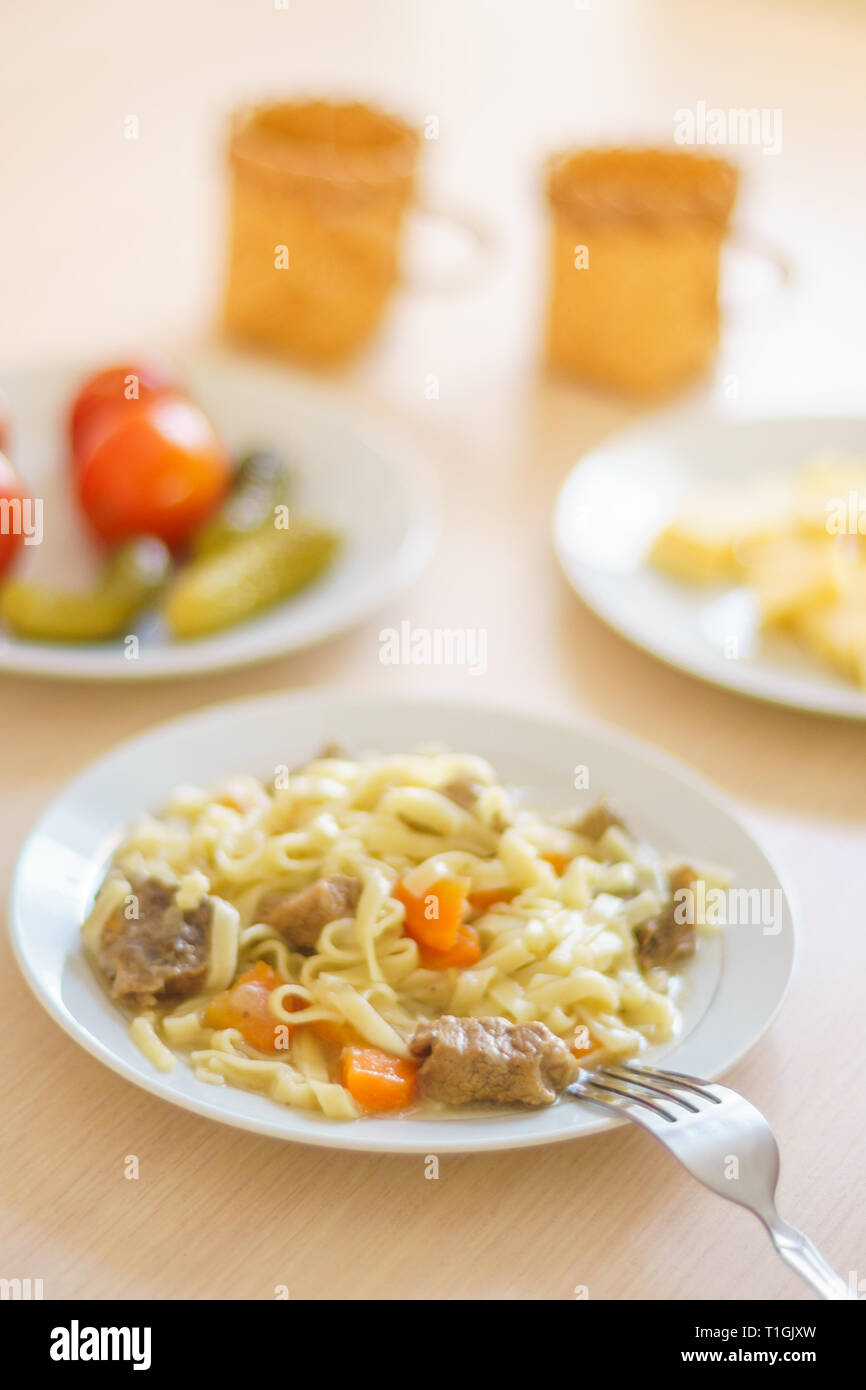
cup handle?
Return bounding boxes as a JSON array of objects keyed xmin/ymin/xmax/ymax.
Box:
[
  {"xmin": 403, "ymin": 200, "xmax": 496, "ymax": 295},
  {"xmin": 723, "ymin": 228, "xmax": 793, "ymax": 315}
]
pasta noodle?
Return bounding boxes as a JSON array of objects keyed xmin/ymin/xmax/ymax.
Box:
[{"xmin": 82, "ymin": 749, "xmax": 727, "ymax": 1119}]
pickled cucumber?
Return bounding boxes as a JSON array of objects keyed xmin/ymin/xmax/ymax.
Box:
[
  {"xmin": 165, "ymin": 518, "xmax": 338, "ymax": 639},
  {"xmin": 0, "ymin": 538, "xmax": 171, "ymax": 642},
  {"xmin": 192, "ymin": 450, "xmax": 293, "ymax": 558}
]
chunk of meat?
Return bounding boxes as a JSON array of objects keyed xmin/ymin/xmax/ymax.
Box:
[
  {"xmin": 409, "ymin": 1015, "xmax": 580, "ymax": 1107},
  {"xmin": 669, "ymin": 864, "xmax": 699, "ymax": 898},
  {"xmin": 634, "ymin": 864, "xmax": 697, "ymax": 970},
  {"xmin": 443, "ymin": 776, "xmax": 511, "ymax": 832},
  {"xmin": 257, "ymin": 873, "xmax": 361, "ymax": 953},
  {"xmin": 316, "ymin": 742, "xmax": 346, "ymax": 760},
  {"xmin": 441, "ymin": 777, "xmax": 483, "ymax": 810},
  {"xmin": 573, "ymin": 798, "xmax": 628, "ymax": 842},
  {"xmin": 98, "ymin": 873, "xmax": 211, "ymax": 1009}
]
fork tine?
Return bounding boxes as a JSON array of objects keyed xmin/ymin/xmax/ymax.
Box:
[
  {"xmin": 576, "ymin": 1076, "xmax": 680, "ymax": 1122},
  {"xmin": 600, "ymin": 1067, "xmax": 701, "ymax": 1113},
  {"xmin": 613, "ymin": 1062, "xmax": 722, "ymax": 1102}
]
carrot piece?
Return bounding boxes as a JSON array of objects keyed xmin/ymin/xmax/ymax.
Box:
[
  {"xmin": 309, "ymin": 1018, "xmax": 363, "ymax": 1049},
  {"xmin": 205, "ymin": 960, "xmax": 294, "ymax": 1053},
  {"xmin": 419, "ymin": 922, "xmax": 482, "ymax": 970},
  {"xmin": 394, "ymin": 875, "xmax": 470, "ymax": 951},
  {"xmin": 542, "ymin": 851, "xmax": 571, "ymax": 876},
  {"xmin": 468, "ymin": 886, "xmax": 516, "ymax": 911},
  {"xmin": 570, "ymin": 1025, "xmax": 599, "ymax": 1060},
  {"xmin": 340, "ymin": 1047, "xmax": 418, "ymax": 1112}
]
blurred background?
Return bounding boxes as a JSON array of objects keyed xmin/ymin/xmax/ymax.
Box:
[{"xmin": 2, "ymin": 0, "xmax": 866, "ymax": 415}]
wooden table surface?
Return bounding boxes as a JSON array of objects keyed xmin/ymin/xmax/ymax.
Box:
[{"xmin": 2, "ymin": 0, "xmax": 865, "ymax": 1300}]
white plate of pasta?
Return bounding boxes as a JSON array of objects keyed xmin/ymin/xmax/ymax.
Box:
[{"xmin": 8, "ymin": 690, "xmax": 795, "ymax": 1152}]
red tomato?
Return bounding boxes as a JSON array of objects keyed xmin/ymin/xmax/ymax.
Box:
[
  {"xmin": 69, "ymin": 362, "xmax": 176, "ymax": 463},
  {"xmin": 0, "ymin": 454, "xmax": 28, "ymax": 579},
  {"xmin": 77, "ymin": 397, "xmax": 230, "ymax": 548}
]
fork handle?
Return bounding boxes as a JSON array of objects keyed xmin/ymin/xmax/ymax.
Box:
[{"xmin": 765, "ymin": 1217, "xmax": 857, "ymax": 1300}]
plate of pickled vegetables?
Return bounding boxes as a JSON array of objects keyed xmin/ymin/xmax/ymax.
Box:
[{"xmin": 0, "ymin": 355, "xmax": 436, "ymax": 679}]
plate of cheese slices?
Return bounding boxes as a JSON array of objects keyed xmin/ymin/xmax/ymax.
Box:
[{"xmin": 554, "ymin": 412, "xmax": 866, "ymax": 719}]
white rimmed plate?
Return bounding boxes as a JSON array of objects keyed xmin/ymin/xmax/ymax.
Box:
[
  {"xmin": 8, "ymin": 689, "xmax": 795, "ymax": 1153},
  {"xmin": 554, "ymin": 413, "xmax": 866, "ymax": 719},
  {"xmin": 0, "ymin": 356, "xmax": 436, "ymax": 680}
]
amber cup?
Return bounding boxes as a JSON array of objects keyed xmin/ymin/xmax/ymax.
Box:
[
  {"xmin": 223, "ymin": 100, "xmax": 422, "ymax": 363},
  {"xmin": 545, "ymin": 147, "xmax": 740, "ymax": 396}
]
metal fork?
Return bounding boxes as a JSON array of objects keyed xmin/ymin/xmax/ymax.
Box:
[{"xmin": 568, "ymin": 1062, "xmax": 857, "ymax": 1301}]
